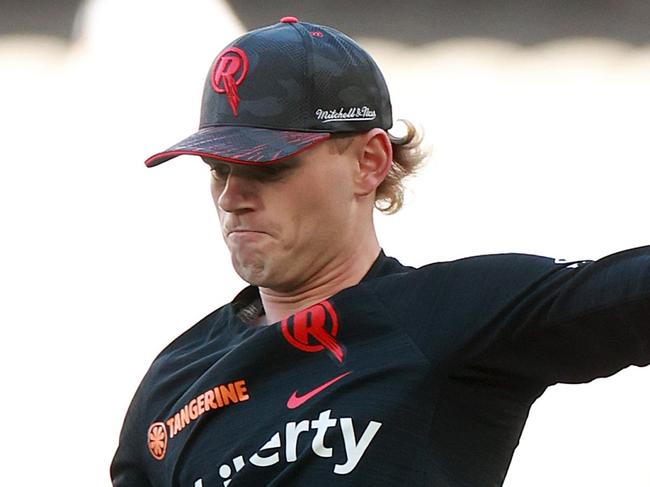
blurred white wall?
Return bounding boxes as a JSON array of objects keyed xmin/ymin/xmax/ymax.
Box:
[{"xmin": 0, "ymin": 0, "xmax": 648, "ymax": 485}]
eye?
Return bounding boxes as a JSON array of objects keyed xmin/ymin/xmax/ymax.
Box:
[
  {"xmin": 210, "ymin": 163, "xmax": 231, "ymax": 181},
  {"xmin": 253, "ymin": 163, "xmax": 293, "ymax": 181}
]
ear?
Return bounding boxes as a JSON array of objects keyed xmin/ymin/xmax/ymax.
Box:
[{"xmin": 353, "ymin": 128, "xmax": 393, "ymax": 197}]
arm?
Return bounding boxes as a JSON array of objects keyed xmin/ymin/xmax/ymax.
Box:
[
  {"xmin": 110, "ymin": 390, "xmax": 154, "ymax": 486},
  {"xmin": 473, "ymin": 246, "xmax": 650, "ymax": 385},
  {"xmin": 111, "ymin": 457, "xmax": 153, "ymax": 487},
  {"xmin": 375, "ymin": 245, "xmax": 650, "ymax": 385}
]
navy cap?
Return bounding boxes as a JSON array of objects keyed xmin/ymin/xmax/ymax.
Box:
[{"xmin": 145, "ymin": 17, "xmax": 393, "ymax": 167}]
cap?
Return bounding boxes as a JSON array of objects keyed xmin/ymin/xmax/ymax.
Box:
[{"xmin": 145, "ymin": 17, "xmax": 392, "ymax": 168}]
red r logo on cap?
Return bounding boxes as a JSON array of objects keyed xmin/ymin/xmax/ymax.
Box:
[
  {"xmin": 212, "ymin": 47, "xmax": 249, "ymax": 116},
  {"xmin": 281, "ymin": 301, "xmax": 344, "ymax": 363}
]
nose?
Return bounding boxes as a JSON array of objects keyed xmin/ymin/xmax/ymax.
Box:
[{"xmin": 214, "ymin": 170, "xmax": 257, "ymax": 213}]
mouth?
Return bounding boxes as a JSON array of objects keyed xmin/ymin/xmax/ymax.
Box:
[
  {"xmin": 227, "ymin": 230, "xmax": 268, "ymax": 236},
  {"xmin": 226, "ymin": 230, "xmax": 272, "ymax": 243}
]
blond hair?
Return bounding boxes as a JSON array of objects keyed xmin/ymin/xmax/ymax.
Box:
[{"xmin": 330, "ymin": 120, "xmax": 428, "ymax": 214}]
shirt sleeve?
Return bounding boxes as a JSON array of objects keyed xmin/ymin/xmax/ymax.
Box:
[
  {"xmin": 480, "ymin": 246, "xmax": 650, "ymax": 385},
  {"xmin": 110, "ymin": 387, "xmax": 154, "ymax": 486},
  {"xmin": 374, "ymin": 245, "xmax": 650, "ymax": 386}
]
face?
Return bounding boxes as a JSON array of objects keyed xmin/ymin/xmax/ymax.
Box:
[{"xmin": 206, "ymin": 139, "xmax": 361, "ymax": 292}]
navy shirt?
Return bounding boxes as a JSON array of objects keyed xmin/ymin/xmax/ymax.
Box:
[{"xmin": 111, "ymin": 247, "xmax": 650, "ymax": 486}]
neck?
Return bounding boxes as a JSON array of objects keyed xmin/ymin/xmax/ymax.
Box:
[{"xmin": 257, "ymin": 237, "xmax": 381, "ymax": 325}]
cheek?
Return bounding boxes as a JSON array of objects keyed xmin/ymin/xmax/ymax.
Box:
[
  {"xmin": 210, "ymin": 179, "xmax": 222, "ymax": 206},
  {"xmin": 288, "ymin": 178, "xmax": 350, "ymax": 237},
  {"xmin": 265, "ymin": 189, "xmax": 318, "ymax": 247}
]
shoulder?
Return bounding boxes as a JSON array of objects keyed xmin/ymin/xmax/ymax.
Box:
[
  {"xmin": 368, "ymin": 252, "xmax": 574, "ymax": 292},
  {"xmin": 142, "ymin": 303, "xmax": 235, "ymax": 382},
  {"xmin": 360, "ymin": 252, "xmax": 589, "ymax": 327}
]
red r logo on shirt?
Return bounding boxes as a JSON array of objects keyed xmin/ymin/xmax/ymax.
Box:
[{"xmin": 281, "ymin": 300, "xmax": 344, "ymax": 363}]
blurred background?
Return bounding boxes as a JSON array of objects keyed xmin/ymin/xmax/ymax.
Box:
[{"xmin": 1, "ymin": 0, "xmax": 649, "ymax": 485}]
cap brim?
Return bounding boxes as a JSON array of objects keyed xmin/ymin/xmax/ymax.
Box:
[{"xmin": 145, "ymin": 126, "xmax": 331, "ymax": 167}]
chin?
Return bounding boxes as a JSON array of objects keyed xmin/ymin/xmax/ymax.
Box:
[
  {"xmin": 236, "ymin": 262, "xmax": 295, "ymax": 291},
  {"xmin": 232, "ymin": 255, "xmax": 269, "ymax": 286},
  {"xmin": 230, "ymin": 250, "xmax": 295, "ymax": 290}
]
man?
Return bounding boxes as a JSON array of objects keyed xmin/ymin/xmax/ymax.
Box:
[{"xmin": 111, "ymin": 17, "xmax": 650, "ymax": 486}]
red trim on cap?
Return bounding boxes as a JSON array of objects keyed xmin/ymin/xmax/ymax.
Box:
[
  {"xmin": 144, "ymin": 134, "xmax": 331, "ymax": 168},
  {"xmin": 280, "ymin": 16, "xmax": 298, "ymax": 23}
]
